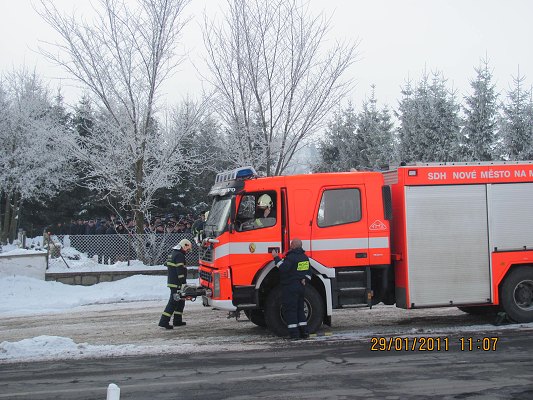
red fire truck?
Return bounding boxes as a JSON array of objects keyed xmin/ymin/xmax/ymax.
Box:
[{"xmin": 193, "ymin": 162, "xmax": 533, "ymax": 336}]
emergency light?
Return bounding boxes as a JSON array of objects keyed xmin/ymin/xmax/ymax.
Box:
[{"xmin": 215, "ymin": 166, "xmax": 258, "ymax": 183}]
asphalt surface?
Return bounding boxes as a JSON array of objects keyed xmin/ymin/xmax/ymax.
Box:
[{"xmin": 1, "ymin": 329, "xmax": 532, "ymax": 399}]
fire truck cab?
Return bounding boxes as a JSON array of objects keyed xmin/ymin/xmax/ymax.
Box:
[{"xmin": 197, "ymin": 163, "xmax": 533, "ymax": 336}]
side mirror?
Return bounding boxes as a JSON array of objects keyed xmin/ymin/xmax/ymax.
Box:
[{"xmin": 229, "ymin": 196, "xmax": 236, "ymax": 233}]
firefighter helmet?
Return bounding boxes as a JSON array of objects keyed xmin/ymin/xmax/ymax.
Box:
[
  {"xmin": 204, "ymin": 211, "xmax": 209, "ymax": 220},
  {"xmin": 257, "ymin": 194, "xmax": 273, "ymax": 209},
  {"xmin": 179, "ymin": 238, "xmax": 192, "ymax": 249}
]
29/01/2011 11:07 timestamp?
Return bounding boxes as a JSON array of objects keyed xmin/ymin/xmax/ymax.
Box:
[{"xmin": 370, "ymin": 336, "xmax": 499, "ymax": 352}]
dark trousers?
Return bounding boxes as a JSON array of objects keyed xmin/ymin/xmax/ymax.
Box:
[
  {"xmin": 160, "ymin": 288, "xmax": 185, "ymax": 324},
  {"xmin": 282, "ymin": 282, "xmax": 307, "ymax": 337}
]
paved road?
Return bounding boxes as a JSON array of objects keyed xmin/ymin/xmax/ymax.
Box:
[{"xmin": 1, "ymin": 329, "xmax": 532, "ymax": 400}]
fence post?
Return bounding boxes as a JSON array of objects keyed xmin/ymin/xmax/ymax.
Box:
[
  {"xmin": 45, "ymin": 231, "xmax": 50, "ymax": 270},
  {"xmin": 106, "ymin": 383, "xmax": 120, "ymax": 400},
  {"xmin": 127, "ymin": 233, "xmax": 131, "ymax": 267}
]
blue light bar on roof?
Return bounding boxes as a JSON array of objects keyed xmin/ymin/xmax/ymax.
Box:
[{"xmin": 215, "ymin": 166, "xmax": 258, "ymax": 183}]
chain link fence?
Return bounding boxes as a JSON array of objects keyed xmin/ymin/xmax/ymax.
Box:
[{"xmin": 46, "ymin": 233, "xmax": 199, "ymax": 268}]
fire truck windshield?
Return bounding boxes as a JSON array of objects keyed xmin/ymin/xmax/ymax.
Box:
[{"xmin": 204, "ymin": 196, "xmax": 232, "ymax": 237}]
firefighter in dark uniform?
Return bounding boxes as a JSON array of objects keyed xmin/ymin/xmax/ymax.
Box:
[
  {"xmin": 271, "ymin": 238, "xmax": 311, "ymax": 339},
  {"xmin": 158, "ymin": 238, "xmax": 192, "ymax": 329}
]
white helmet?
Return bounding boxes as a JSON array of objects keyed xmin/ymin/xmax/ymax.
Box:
[
  {"xmin": 178, "ymin": 238, "xmax": 192, "ymax": 248},
  {"xmin": 204, "ymin": 211, "xmax": 209, "ymax": 220},
  {"xmin": 257, "ymin": 194, "xmax": 273, "ymax": 208}
]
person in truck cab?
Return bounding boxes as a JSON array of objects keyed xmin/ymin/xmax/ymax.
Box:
[
  {"xmin": 271, "ymin": 238, "xmax": 311, "ymax": 340},
  {"xmin": 158, "ymin": 238, "xmax": 192, "ymax": 329},
  {"xmin": 254, "ymin": 194, "xmax": 276, "ymax": 228}
]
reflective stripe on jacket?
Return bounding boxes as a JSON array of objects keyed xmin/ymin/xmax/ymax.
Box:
[{"xmin": 165, "ymin": 249, "xmax": 187, "ymax": 289}]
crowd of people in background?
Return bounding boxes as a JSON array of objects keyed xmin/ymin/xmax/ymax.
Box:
[
  {"xmin": 43, "ymin": 213, "xmax": 208, "ymax": 265},
  {"xmin": 47, "ymin": 213, "xmax": 207, "ymax": 236}
]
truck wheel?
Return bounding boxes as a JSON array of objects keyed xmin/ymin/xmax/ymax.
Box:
[
  {"xmin": 500, "ymin": 266, "xmax": 533, "ymax": 323},
  {"xmin": 264, "ymin": 285, "xmax": 324, "ymax": 337},
  {"xmin": 244, "ymin": 309, "xmax": 267, "ymax": 327},
  {"xmin": 457, "ymin": 305, "xmax": 500, "ymax": 315}
]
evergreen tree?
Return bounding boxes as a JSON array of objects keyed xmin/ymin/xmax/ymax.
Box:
[
  {"xmin": 315, "ymin": 88, "xmax": 395, "ymax": 172},
  {"xmin": 155, "ymin": 115, "xmax": 226, "ymax": 216},
  {"xmin": 499, "ymin": 70, "xmax": 533, "ymax": 160},
  {"xmin": 462, "ymin": 58, "xmax": 499, "ymax": 161},
  {"xmin": 397, "ymin": 70, "xmax": 461, "ymax": 163},
  {"xmin": 314, "ymin": 105, "xmax": 359, "ymax": 172},
  {"xmin": 396, "ymin": 78, "xmax": 418, "ymax": 163},
  {"xmin": 356, "ymin": 86, "xmax": 395, "ymax": 170}
]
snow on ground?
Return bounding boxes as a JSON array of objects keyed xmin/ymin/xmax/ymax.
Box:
[
  {"xmin": 0, "ymin": 245, "xmax": 208, "ymax": 363},
  {"xmin": 0, "ymin": 274, "xmax": 208, "ymax": 363},
  {"xmin": 0, "ymin": 334, "xmax": 257, "ymax": 363},
  {"xmin": 0, "ymin": 274, "xmax": 175, "ymax": 316}
]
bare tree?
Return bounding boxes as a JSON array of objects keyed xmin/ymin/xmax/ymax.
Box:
[
  {"xmin": 203, "ymin": 0, "xmax": 358, "ymax": 176},
  {"xmin": 0, "ymin": 68, "xmax": 73, "ymax": 243},
  {"xmin": 37, "ymin": 0, "xmax": 197, "ymax": 233}
]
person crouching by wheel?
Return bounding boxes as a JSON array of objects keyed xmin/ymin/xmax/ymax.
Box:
[
  {"xmin": 271, "ymin": 238, "xmax": 311, "ymax": 340},
  {"xmin": 159, "ymin": 239, "xmax": 192, "ymax": 329}
]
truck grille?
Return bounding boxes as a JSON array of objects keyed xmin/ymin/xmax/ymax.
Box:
[
  {"xmin": 199, "ymin": 269, "xmax": 212, "ymax": 283},
  {"xmin": 199, "ymin": 246, "xmax": 213, "ymax": 263}
]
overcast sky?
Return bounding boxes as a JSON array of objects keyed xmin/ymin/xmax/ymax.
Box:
[{"xmin": 1, "ymin": 0, "xmax": 532, "ymax": 110}]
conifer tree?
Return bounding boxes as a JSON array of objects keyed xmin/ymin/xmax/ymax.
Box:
[
  {"xmin": 356, "ymin": 86, "xmax": 395, "ymax": 170},
  {"xmin": 315, "ymin": 87, "xmax": 395, "ymax": 172},
  {"xmin": 397, "ymin": 70, "xmax": 461, "ymax": 163},
  {"xmin": 499, "ymin": 69, "xmax": 533, "ymax": 160},
  {"xmin": 314, "ymin": 105, "xmax": 359, "ymax": 172},
  {"xmin": 462, "ymin": 58, "xmax": 499, "ymax": 161}
]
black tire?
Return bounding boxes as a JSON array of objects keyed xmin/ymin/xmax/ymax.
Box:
[
  {"xmin": 500, "ymin": 266, "xmax": 533, "ymax": 323},
  {"xmin": 264, "ymin": 284, "xmax": 325, "ymax": 337},
  {"xmin": 244, "ymin": 309, "xmax": 267, "ymax": 327},
  {"xmin": 457, "ymin": 305, "xmax": 500, "ymax": 315}
]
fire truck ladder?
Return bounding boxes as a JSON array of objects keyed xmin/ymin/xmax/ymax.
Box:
[{"xmin": 334, "ymin": 267, "xmax": 373, "ymax": 308}]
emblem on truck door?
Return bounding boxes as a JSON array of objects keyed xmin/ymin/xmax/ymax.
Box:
[
  {"xmin": 369, "ymin": 220, "xmax": 387, "ymax": 230},
  {"xmin": 249, "ymin": 243, "xmax": 256, "ymax": 253}
]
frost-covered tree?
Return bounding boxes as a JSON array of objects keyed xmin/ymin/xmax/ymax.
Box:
[
  {"xmin": 356, "ymin": 86, "xmax": 395, "ymax": 170},
  {"xmin": 462, "ymin": 58, "xmax": 499, "ymax": 161},
  {"xmin": 37, "ymin": 0, "xmax": 200, "ymax": 233},
  {"xmin": 314, "ymin": 105, "xmax": 359, "ymax": 172},
  {"xmin": 203, "ymin": 0, "xmax": 358, "ymax": 176},
  {"xmin": 0, "ymin": 69, "xmax": 73, "ymax": 243},
  {"xmin": 157, "ymin": 115, "xmax": 228, "ymax": 215},
  {"xmin": 499, "ymin": 70, "xmax": 533, "ymax": 160},
  {"xmin": 397, "ymin": 70, "xmax": 461, "ymax": 163},
  {"xmin": 315, "ymin": 88, "xmax": 395, "ymax": 172}
]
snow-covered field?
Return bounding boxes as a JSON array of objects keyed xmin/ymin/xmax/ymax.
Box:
[{"xmin": 1, "ymin": 246, "xmax": 533, "ymax": 364}]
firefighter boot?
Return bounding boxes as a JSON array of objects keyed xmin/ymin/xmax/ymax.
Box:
[
  {"xmin": 288, "ymin": 327, "xmax": 300, "ymax": 340},
  {"xmin": 299, "ymin": 326, "xmax": 309, "ymax": 339},
  {"xmin": 173, "ymin": 315, "xmax": 187, "ymax": 327},
  {"xmin": 158, "ymin": 314, "xmax": 174, "ymax": 330}
]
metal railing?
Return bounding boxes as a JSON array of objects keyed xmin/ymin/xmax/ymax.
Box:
[{"xmin": 45, "ymin": 233, "xmax": 199, "ymax": 268}]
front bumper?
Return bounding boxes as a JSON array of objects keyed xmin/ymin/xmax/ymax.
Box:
[{"xmin": 202, "ymin": 296, "xmax": 237, "ymax": 311}]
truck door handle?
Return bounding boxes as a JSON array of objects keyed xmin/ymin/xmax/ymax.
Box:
[
  {"xmin": 356, "ymin": 252, "xmax": 367, "ymax": 259},
  {"xmin": 268, "ymin": 247, "xmax": 280, "ymax": 254}
]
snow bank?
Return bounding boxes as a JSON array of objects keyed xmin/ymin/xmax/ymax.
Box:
[
  {"xmin": 0, "ymin": 274, "xmax": 200, "ymax": 316},
  {"xmin": 0, "ymin": 335, "xmax": 256, "ymax": 362}
]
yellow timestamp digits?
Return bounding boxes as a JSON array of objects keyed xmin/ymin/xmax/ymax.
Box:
[
  {"xmin": 370, "ymin": 336, "xmax": 500, "ymax": 352},
  {"xmin": 459, "ymin": 337, "xmax": 499, "ymax": 351},
  {"xmin": 370, "ymin": 336, "xmax": 449, "ymax": 351}
]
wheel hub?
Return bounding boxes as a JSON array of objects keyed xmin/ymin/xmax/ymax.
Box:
[{"xmin": 514, "ymin": 279, "xmax": 533, "ymax": 311}]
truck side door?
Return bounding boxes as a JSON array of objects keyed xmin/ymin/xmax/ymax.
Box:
[{"xmin": 310, "ymin": 185, "xmax": 369, "ymax": 268}]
